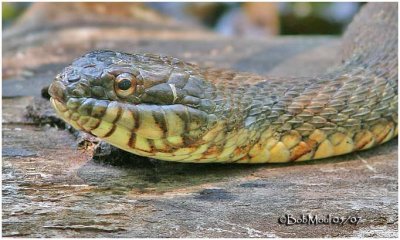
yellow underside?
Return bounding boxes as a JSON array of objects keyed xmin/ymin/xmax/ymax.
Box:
[{"xmin": 51, "ymin": 98, "xmax": 397, "ymax": 164}]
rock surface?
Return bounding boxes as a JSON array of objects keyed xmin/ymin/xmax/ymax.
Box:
[{"xmin": 2, "ymin": 3, "xmax": 397, "ymax": 237}]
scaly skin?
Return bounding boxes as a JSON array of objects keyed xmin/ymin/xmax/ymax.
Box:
[{"xmin": 49, "ymin": 3, "xmax": 397, "ymax": 163}]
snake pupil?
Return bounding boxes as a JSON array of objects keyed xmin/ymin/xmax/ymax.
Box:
[{"xmin": 118, "ymin": 79, "xmax": 131, "ymax": 90}]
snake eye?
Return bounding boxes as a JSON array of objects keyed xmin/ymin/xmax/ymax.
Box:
[
  {"xmin": 118, "ymin": 79, "xmax": 131, "ymax": 90},
  {"xmin": 115, "ymin": 73, "xmax": 136, "ymax": 97}
]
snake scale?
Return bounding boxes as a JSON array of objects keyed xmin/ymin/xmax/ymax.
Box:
[{"xmin": 49, "ymin": 3, "xmax": 397, "ymax": 163}]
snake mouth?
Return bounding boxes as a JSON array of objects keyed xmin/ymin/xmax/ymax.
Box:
[
  {"xmin": 48, "ymin": 80, "xmax": 67, "ymax": 104},
  {"xmin": 50, "ymin": 96, "xmax": 214, "ymax": 158},
  {"xmin": 51, "ymin": 97, "xmax": 142, "ymax": 155}
]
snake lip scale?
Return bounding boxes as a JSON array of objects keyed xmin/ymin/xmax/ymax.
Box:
[{"xmin": 48, "ymin": 3, "xmax": 397, "ymax": 164}]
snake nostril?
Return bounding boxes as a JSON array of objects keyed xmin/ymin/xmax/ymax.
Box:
[{"xmin": 67, "ymin": 74, "xmax": 81, "ymax": 83}]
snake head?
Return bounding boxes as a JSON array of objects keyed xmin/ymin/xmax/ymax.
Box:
[{"xmin": 48, "ymin": 50, "xmax": 219, "ymax": 159}]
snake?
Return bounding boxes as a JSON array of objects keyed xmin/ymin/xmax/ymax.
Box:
[{"xmin": 48, "ymin": 3, "xmax": 397, "ymax": 163}]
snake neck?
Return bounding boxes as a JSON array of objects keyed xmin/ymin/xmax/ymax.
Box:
[{"xmin": 208, "ymin": 2, "xmax": 398, "ymax": 139}]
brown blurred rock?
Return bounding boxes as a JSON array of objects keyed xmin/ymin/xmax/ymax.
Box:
[{"xmin": 216, "ymin": 3, "xmax": 280, "ymax": 37}]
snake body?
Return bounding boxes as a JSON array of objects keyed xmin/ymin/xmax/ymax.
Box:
[{"xmin": 49, "ymin": 3, "xmax": 397, "ymax": 163}]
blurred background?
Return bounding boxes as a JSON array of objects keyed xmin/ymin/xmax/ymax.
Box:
[{"xmin": 3, "ymin": 2, "xmax": 363, "ymax": 37}]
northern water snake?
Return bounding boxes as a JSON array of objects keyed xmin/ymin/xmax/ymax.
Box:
[{"xmin": 48, "ymin": 3, "xmax": 398, "ymax": 163}]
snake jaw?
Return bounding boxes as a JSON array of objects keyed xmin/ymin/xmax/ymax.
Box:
[{"xmin": 50, "ymin": 90, "xmax": 221, "ymax": 161}]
